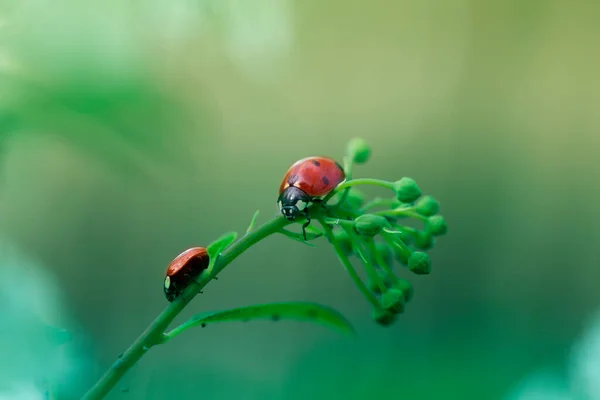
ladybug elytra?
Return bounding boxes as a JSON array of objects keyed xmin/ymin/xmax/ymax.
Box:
[
  {"xmin": 277, "ymin": 156, "xmax": 345, "ymax": 237},
  {"xmin": 164, "ymin": 247, "xmax": 210, "ymax": 302}
]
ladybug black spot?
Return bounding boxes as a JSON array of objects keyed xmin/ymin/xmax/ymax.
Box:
[
  {"xmin": 312, "ymin": 160, "xmax": 321, "ymax": 167},
  {"xmin": 322, "ymin": 176, "xmax": 330, "ymax": 185}
]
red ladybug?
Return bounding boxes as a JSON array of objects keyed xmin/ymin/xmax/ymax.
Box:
[
  {"xmin": 164, "ymin": 247, "xmax": 210, "ymax": 302},
  {"xmin": 278, "ymin": 156, "xmax": 345, "ymax": 237}
]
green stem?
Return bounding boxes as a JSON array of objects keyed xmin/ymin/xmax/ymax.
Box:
[
  {"xmin": 317, "ymin": 218, "xmax": 380, "ymax": 308},
  {"xmin": 334, "ymin": 178, "xmax": 395, "ymax": 193},
  {"xmin": 368, "ymin": 239, "xmax": 399, "ymax": 286},
  {"xmin": 383, "ymin": 225, "xmax": 417, "ymax": 244},
  {"xmin": 376, "ymin": 208, "xmax": 428, "ymax": 222},
  {"xmin": 360, "ymin": 197, "xmax": 400, "ymax": 212},
  {"xmin": 81, "ymin": 216, "xmax": 292, "ymax": 400},
  {"xmin": 339, "ymin": 225, "xmax": 386, "ymax": 294},
  {"xmin": 322, "ymin": 217, "xmax": 356, "ymax": 228},
  {"xmin": 381, "ymin": 231, "xmax": 412, "ymax": 261}
]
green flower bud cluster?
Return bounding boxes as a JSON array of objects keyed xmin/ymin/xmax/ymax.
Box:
[{"xmin": 293, "ymin": 138, "xmax": 447, "ymax": 327}]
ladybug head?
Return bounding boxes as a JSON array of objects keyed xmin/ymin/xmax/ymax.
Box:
[
  {"xmin": 164, "ymin": 276, "xmax": 177, "ymax": 302},
  {"xmin": 278, "ymin": 186, "xmax": 311, "ymax": 220}
]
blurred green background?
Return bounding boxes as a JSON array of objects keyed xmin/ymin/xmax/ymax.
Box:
[{"xmin": 1, "ymin": 0, "xmax": 599, "ymax": 399}]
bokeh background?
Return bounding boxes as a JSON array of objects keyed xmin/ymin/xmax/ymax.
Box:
[{"xmin": 1, "ymin": 0, "xmax": 599, "ymax": 399}]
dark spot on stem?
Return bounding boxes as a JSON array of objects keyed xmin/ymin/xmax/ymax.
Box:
[
  {"xmin": 201, "ymin": 323, "xmax": 207, "ymax": 328},
  {"xmin": 272, "ymin": 314, "xmax": 280, "ymax": 322},
  {"xmin": 322, "ymin": 176, "xmax": 330, "ymax": 185},
  {"xmin": 312, "ymin": 160, "xmax": 321, "ymax": 166},
  {"xmin": 306, "ymin": 309, "xmax": 319, "ymax": 318}
]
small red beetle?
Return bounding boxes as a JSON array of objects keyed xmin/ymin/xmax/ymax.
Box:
[
  {"xmin": 277, "ymin": 156, "xmax": 345, "ymax": 237},
  {"xmin": 164, "ymin": 247, "xmax": 210, "ymax": 302}
]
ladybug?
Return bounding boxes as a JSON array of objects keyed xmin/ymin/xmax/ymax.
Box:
[
  {"xmin": 164, "ymin": 247, "xmax": 210, "ymax": 302},
  {"xmin": 277, "ymin": 156, "xmax": 345, "ymax": 238}
]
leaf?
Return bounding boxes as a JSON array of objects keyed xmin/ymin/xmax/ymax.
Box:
[
  {"xmin": 246, "ymin": 210, "xmax": 260, "ymax": 233},
  {"xmin": 305, "ymin": 225, "xmax": 323, "ymax": 235},
  {"xmin": 164, "ymin": 302, "xmax": 354, "ymax": 342},
  {"xmin": 206, "ymin": 231, "xmax": 238, "ymax": 274},
  {"xmin": 278, "ymin": 228, "xmax": 321, "ymax": 247}
]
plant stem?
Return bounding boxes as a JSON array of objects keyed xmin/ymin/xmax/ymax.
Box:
[
  {"xmin": 333, "ymin": 178, "xmax": 395, "ymax": 193},
  {"xmin": 368, "ymin": 239, "xmax": 399, "ymax": 286},
  {"xmin": 81, "ymin": 216, "xmax": 292, "ymax": 400},
  {"xmin": 381, "ymin": 231, "xmax": 412, "ymax": 261},
  {"xmin": 376, "ymin": 208, "xmax": 428, "ymax": 222},
  {"xmin": 340, "ymin": 226, "xmax": 387, "ymax": 294},
  {"xmin": 360, "ymin": 197, "xmax": 400, "ymax": 212},
  {"xmin": 318, "ymin": 218, "xmax": 380, "ymax": 308},
  {"xmin": 322, "ymin": 217, "xmax": 355, "ymax": 228}
]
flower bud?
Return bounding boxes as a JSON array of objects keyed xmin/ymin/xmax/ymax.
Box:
[
  {"xmin": 394, "ymin": 279, "xmax": 414, "ymax": 302},
  {"xmin": 408, "ymin": 251, "xmax": 431, "ymax": 275},
  {"xmin": 332, "ymin": 228, "xmax": 353, "ymax": 255},
  {"xmin": 371, "ymin": 306, "xmax": 396, "ymax": 326},
  {"xmin": 426, "ymin": 215, "xmax": 447, "ymax": 236},
  {"xmin": 381, "ymin": 288, "xmax": 405, "ymax": 314},
  {"xmin": 415, "ymin": 231, "xmax": 434, "ymax": 250},
  {"xmin": 347, "ymin": 137, "xmax": 371, "ymax": 164},
  {"xmin": 354, "ymin": 214, "xmax": 389, "ymax": 237},
  {"xmin": 415, "ymin": 195, "xmax": 439, "ymax": 216},
  {"xmin": 393, "ymin": 177, "xmax": 421, "ymax": 203},
  {"xmin": 375, "ymin": 241, "xmax": 393, "ymax": 266}
]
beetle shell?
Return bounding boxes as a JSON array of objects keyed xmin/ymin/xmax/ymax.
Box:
[
  {"xmin": 164, "ymin": 247, "xmax": 210, "ymax": 302},
  {"xmin": 278, "ymin": 156, "xmax": 345, "ymax": 197}
]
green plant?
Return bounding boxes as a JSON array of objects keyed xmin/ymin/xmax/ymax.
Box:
[{"xmin": 80, "ymin": 138, "xmax": 448, "ymax": 400}]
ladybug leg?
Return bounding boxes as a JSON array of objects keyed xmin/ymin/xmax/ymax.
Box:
[
  {"xmin": 312, "ymin": 198, "xmax": 328, "ymax": 211},
  {"xmin": 301, "ymin": 208, "xmax": 311, "ymax": 241}
]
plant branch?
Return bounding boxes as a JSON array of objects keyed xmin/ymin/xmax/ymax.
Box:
[
  {"xmin": 81, "ymin": 216, "xmax": 292, "ymax": 400},
  {"xmin": 376, "ymin": 207, "xmax": 429, "ymax": 222},
  {"xmin": 332, "ymin": 178, "xmax": 395, "ymax": 194},
  {"xmin": 317, "ymin": 218, "xmax": 380, "ymax": 308}
]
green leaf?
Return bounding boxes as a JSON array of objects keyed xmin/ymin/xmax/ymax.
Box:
[
  {"xmin": 206, "ymin": 231, "xmax": 238, "ymax": 274},
  {"xmin": 246, "ymin": 210, "xmax": 260, "ymax": 233},
  {"xmin": 278, "ymin": 228, "xmax": 321, "ymax": 247},
  {"xmin": 305, "ymin": 225, "xmax": 323, "ymax": 235},
  {"xmin": 163, "ymin": 302, "xmax": 354, "ymax": 342}
]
